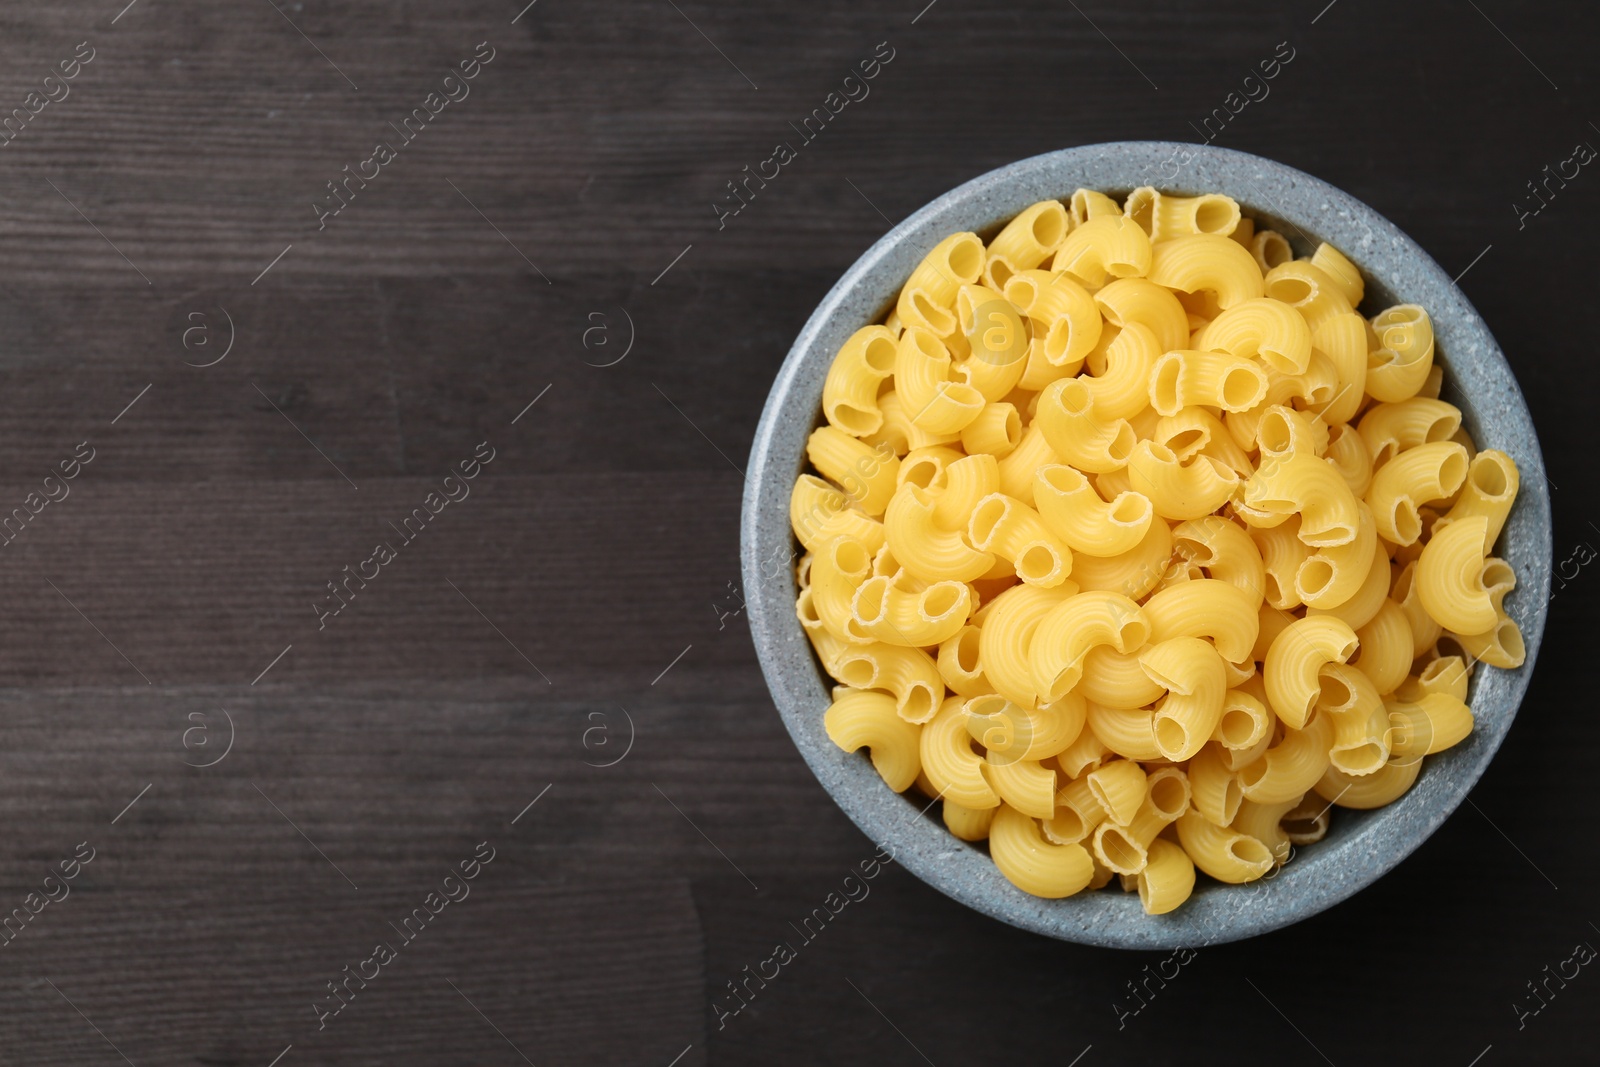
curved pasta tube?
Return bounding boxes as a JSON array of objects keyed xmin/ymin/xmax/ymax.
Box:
[
  {"xmin": 1317, "ymin": 663, "xmax": 1390, "ymax": 777},
  {"xmin": 1018, "ymin": 334, "xmax": 1079, "ymax": 392},
  {"xmin": 983, "ymin": 200, "xmax": 1069, "ymax": 290},
  {"xmin": 1149, "ymin": 349, "xmax": 1269, "ymax": 416},
  {"xmin": 989, "ymin": 804, "xmax": 1095, "ymax": 898},
  {"xmin": 1237, "ymin": 711, "xmax": 1334, "ymax": 804},
  {"xmin": 984, "ymin": 755, "xmax": 1058, "ymax": 819},
  {"xmin": 959, "ymin": 402, "xmax": 1023, "ymax": 457},
  {"xmin": 1045, "ymin": 775, "xmax": 1107, "ymax": 845},
  {"xmin": 1391, "ymin": 560, "xmax": 1444, "ymax": 657},
  {"xmin": 894, "ymin": 327, "xmax": 988, "ymax": 434},
  {"xmin": 822, "ymin": 325, "xmax": 900, "ymax": 436},
  {"xmin": 1128, "ymin": 441, "xmax": 1240, "ymax": 522},
  {"xmin": 1142, "ymin": 579, "xmax": 1260, "ymax": 663},
  {"xmin": 1357, "ymin": 397, "xmax": 1462, "ymax": 469},
  {"xmin": 1416, "ymin": 516, "xmax": 1498, "ymax": 635},
  {"xmin": 1240, "ymin": 452, "xmax": 1361, "ymax": 547},
  {"xmin": 1263, "ymin": 616, "xmax": 1358, "ymax": 729},
  {"xmin": 930, "ymin": 453, "xmax": 1000, "ymax": 530},
  {"xmin": 1155, "ymin": 406, "xmax": 1254, "ymax": 476},
  {"xmin": 1251, "ymin": 229, "xmax": 1293, "ymax": 275},
  {"xmin": 919, "ymin": 696, "xmax": 1000, "ymax": 808},
  {"xmin": 1094, "ymin": 277, "xmax": 1191, "ymax": 352},
  {"xmin": 954, "ymin": 286, "xmax": 1030, "ymax": 400},
  {"xmin": 1436, "ymin": 449, "xmax": 1519, "ymax": 554},
  {"xmin": 1033, "ymin": 465, "xmax": 1153, "ymax": 558},
  {"xmin": 995, "ymin": 423, "xmax": 1062, "ymax": 506},
  {"xmin": 1094, "ymin": 779, "xmax": 1186, "ymax": 875},
  {"xmin": 884, "ymin": 484, "xmax": 995, "ymax": 583},
  {"xmin": 866, "ymin": 390, "xmax": 963, "ymax": 455},
  {"xmin": 896, "ymin": 231, "xmax": 985, "ymax": 338},
  {"xmin": 806, "ymin": 426, "xmax": 900, "ymax": 517},
  {"xmin": 967, "ymin": 493, "xmax": 1074, "ymax": 587},
  {"xmin": 1141, "ymin": 637, "xmax": 1228, "ymax": 762},
  {"xmin": 1081, "ymin": 321, "xmax": 1163, "ymax": 420},
  {"xmin": 1070, "ymin": 187, "xmax": 1121, "ymax": 226},
  {"xmin": 1279, "ymin": 794, "xmax": 1331, "ymax": 846},
  {"xmin": 1309, "ymin": 311, "xmax": 1369, "ymax": 426},
  {"xmin": 831, "ymin": 640, "xmax": 944, "ymax": 724},
  {"xmin": 1395, "ymin": 654, "xmax": 1471, "ymax": 704},
  {"xmin": 1296, "ymin": 500, "xmax": 1378, "ymax": 610},
  {"xmin": 1052, "ymin": 215, "xmax": 1153, "ymax": 288},
  {"xmin": 1366, "ymin": 305, "xmax": 1435, "ymax": 403},
  {"xmin": 1369, "ymin": 441, "xmax": 1470, "ymax": 545},
  {"xmin": 943, "ymin": 798, "xmax": 997, "ymax": 841},
  {"xmin": 1125, "ymin": 187, "xmax": 1241, "ymax": 241},
  {"xmin": 1069, "ymin": 517, "xmax": 1173, "ymax": 601},
  {"xmin": 1172, "ymin": 517, "xmax": 1267, "ymax": 609},
  {"xmin": 1086, "ymin": 701, "xmax": 1162, "ymax": 762},
  {"xmin": 810, "ymin": 536, "xmax": 876, "ymax": 642},
  {"xmin": 1351, "ymin": 598, "xmax": 1414, "ymax": 696},
  {"xmin": 1214, "ymin": 686, "xmax": 1273, "ymax": 753},
  {"xmin": 1193, "ymin": 296, "xmax": 1313, "ymax": 376},
  {"xmin": 1054, "ymin": 725, "xmax": 1113, "ymax": 778},
  {"xmin": 1003, "ymin": 270, "xmax": 1103, "ymax": 365},
  {"xmin": 1310, "ymin": 242, "xmax": 1363, "ymax": 306},
  {"xmin": 824, "ymin": 689, "xmax": 922, "ymax": 792},
  {"xmin": 790, "ymin": 474, "xmax": 886, "ymax": 556},
  {"xmin": 1314, "ymin": 758, "xmax": 1421, "ymax": 809},
  {"xmin": 1148, "ymin": 234, "xmax": 1264, "ymax": 310},
  {"xmin": 1454, "ymin": 603, "xmax": 1526, "ymax": 669},
  {"xmin": 1253, "ymin": 405, "xmax": 1329, "ymax": 461},
  {"xmin": 1385, "ymin": 692, "xmax": 1474, "ymax": 760},
  {"xmin": 1307, "ymin": 542, "xmax": 1390, "ymax": 630},
  {"xmin": 1137, "ymin": 837, "xmax": 1196, "ymax": 916},
  {"xmin": 1029, "ymin": 591, "xmax": 1150, "ymax": 704},
  {"xmin": 1188, "ymin": 743, "xmax": 1244, "ymax": 826},
  {"xmin": 1077, "ymin": 646, "xmax": 1165, "ymax": 709},
  {"xmin": 897, "ymin": 445, "xmax": 965, "ymax": 493},
  {"xmin": 1231, "ymin": 796, "xmax": 1299, "ymax": 865},
  {"xmin": 1263, "ymin": 260, "xmax": 1351, "ymax": 333},
  {"xmin": 964, "ymin": 692, "xmax": 1085, "ymax": 765},
  {"xmin": 850, "ymin": 574, "xmax": 973, "ymax": 647},
  {"xmin": 1175, "ymin": 811, "xmax": 1275, "ymax": 884},
  {"xmin": 1035, "ymin": 377, "xmax": 1137, "ymax": 473},
  {"xmin": 937, "ymin": 625, "xmax": 988, "ymax": 698},
  {"xmin": 1324, "ymin": 423, "xmax": 1373, "ymax": 499},
  {"xmin": 978, "ymin": 583, "xmax": 1077, "ymax": 710},
  {"xmin": 1086, "ymin": 759, "xmax": 1147, "ymax": 824}
]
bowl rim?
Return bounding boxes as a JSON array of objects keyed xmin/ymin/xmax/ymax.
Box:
[{"xmin": 739, "ymin": 141, "xmax": 1552, "ymax": 949}]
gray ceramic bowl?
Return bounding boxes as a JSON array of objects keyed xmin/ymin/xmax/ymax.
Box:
[{"xmin": 740, "ymin": 142, "xmax": 1551, "ymax": 948}]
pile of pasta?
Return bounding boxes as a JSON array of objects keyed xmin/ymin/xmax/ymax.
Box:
[{"xmin": 798, "ymin": 187, "xmax": 1524, "ymax": 916}]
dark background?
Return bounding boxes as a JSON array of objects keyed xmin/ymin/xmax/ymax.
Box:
[{"xmin": 0, "ymin": 0, "xmax": 1592, "ymax": 1063}]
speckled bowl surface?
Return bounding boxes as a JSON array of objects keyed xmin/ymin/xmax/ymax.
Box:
[{"xmin": 739, "ymin": 142, "xmax": 1551, "ymax": 949}]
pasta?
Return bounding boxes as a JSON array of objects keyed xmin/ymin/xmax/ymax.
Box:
[{"xmin": 797, "ymin": 191, "xmax": 1524, "ymax": 915}]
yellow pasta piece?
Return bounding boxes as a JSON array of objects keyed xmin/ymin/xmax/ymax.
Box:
[
  {"xmin": 1175, "ymin": 811, "xmax": 1274, "ymax": 884},
  {"xmin": 990, "ymin": 804, "xmax": 1095, "ymax": 898},
  {"xmin": 1150, "ymin": 350, "xmax": 1270, "ymax": 416},
  {"xmin": 1094, "ymin": 277, "xmax": 1191, "ymax": 352},
  {"xmin": 1187, "ymin": 742, "xmax": 1244, "ymax": 826},
  {"xmin": 1434, "ymin": 449, "xmax": 1519, "ymax": 554},
  {"xmin": 896, "ymin": 231, "xmax": 985, "ymax": 338},
  {"xmin": 884, "ymin": 483, "xmax": 995, "ymax": 583},
  {"xmin": 1045, "ymin": 774, "xmax": 1107, "ymax": 845},
  {"xmin": 978, "ymin": 583, "xmax": 1077, "ymax": 710},
  {"xmin": 1086, "ymin": 759, "xmax": 1148, "ymax": 824},
  {"xmin": 967, "ymin": 492, "xmax": 1074, "ymax": 587},
  {"xmin": 1368, "ymin": 440, "xmax": 1470, "ymax": 545},
  {"xmin": 1142, "ymin": 637, "xmax": 1228, "ymax": 762},
  {"xmin": 983, "ymin": 199, "xmax": 1069, "ymax": 290},
  {"xmin": 1263, "ymin": 615, "xmax": 1358, "ymax": 729},
  {"xmin": 936, "ymin": 625, "xmax": 988, "ymax": 698},
  {"xmin": 1034, "ymin": 464, "xmax": 1153, "ymax": 557},
  {"xmin": 1052, "ymin": 215, "xmax": 1153, "ymax": 288},
  {"xmin": 1127, "ymin": 441, "xmax": 1239, "ymax": 522},
  {"xmin": 1004, "ymin": 270, "xmax": 1102, "ymax": 365},
  {"xmin": 1416, "ymin": 515, "xmax": 1498, "ymax": 635},
  {"xmin": 1237, "ymin": 712, "xmax": 1333, "ymax": 804},
  {"xmin": 850, "ymin": 573, "xmax": 973, "ymax": 647},
  {"xmin": 1125, "ymin": 186, "xmax": 1241, "ymax": 241},
  {"xmin": 943, "ymin": 798, "xmax": 997, "ymax": 841},
  {"xmin": 1142, "ymin": 579, "xmax": 1260, "ymax": 664},
  {"xmin": 1068, "ymin": 516, "xmax": 1173, "ymax": 601},
  {"xmin": 1366, "ymin": 305, "xmax": 1435, "ymax": 403},
  {"xmin": 919, "ymin": 695, "xmax": 1000, "ymax": 808},
  {"xmin": 1137, "ymin": 838, "xmax": 1197, "ymax": 915},
  {"xmin": 1030, "ymin": 591, "xmax": 1150, "ymax": 704},
  {"xmin": 1034, "ymin": 377, "xmax": 1136, "ymax": 473},
  {"xmin": 1148, "ymin": 234, "xmax": 1264, "ymax": 309},
  {"xmin": 824, "ymin": 689, "xmax": 922, "ymax": 791}
]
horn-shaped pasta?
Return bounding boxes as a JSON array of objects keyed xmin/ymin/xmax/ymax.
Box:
[
  {"xmin": 955, "ymin": 285, "xmax": 1029, "ymax": 399},
  {"xmin": 1215, "ymin": 685, "xmax": 1274, "ymax": 752},
  {"xmin": 943, "ymin": 799, "xmax": 997, "ymax": 841},
  {"xmin": 1237, "ymin": 711, "xmax": 1333, "ymax": 803},
  {"xmin": 1148, "ymin": 234, "xmax": 1264, "ymax": 309},
  {"xmin": 1416, "ymin": 515, "xmax": 1498, "ymax": 635},
  {"xmin": 1094, "ymin": 786, "xmax": 1183, "ymax": 875},
  {"xmin": 821, "ymin": 325, "xmax": 899, "ymax": 436},
  {"xmin": 930, "ymin": 453, "xmax": 999, "ymax": 530},
  {"xmin": 1086, "ymin": 758, "xmax": 1147, "ymax": 824},
  {"xmin": 893, "ymin": 328, "xmax": 987, "ymax": 434},
  {"xmin": 896, "ymin": 445, "xmax": 965, "ymax": 493},
  {"xmin": 1077, "ymin": 646, "xmax": 1166, "ymax": 709},
  {"xmin": 1137, "ymin": 837, "xmax": 1197, "ymax": 915},
  {"xmin": 1435, "ymin": 449, "xmax": 1519, "ymax": 553},
  {"xmin": 1125, "ymin": 187, "xmax": 1241, "ymax": 241},
  {"xmin": 1240, "ymin": 451, "xmax": 1360, "ymax": 547},
  {"xmin": 1069, "ymin": 516, "xmax": 1173, "ymax": 601},
  {"xmin": 884, "ymin": 483, "xmax": 995, "ymax": 583},
  {"xmin": 1307, "ymin": 543, "xmax": 1389, "ymax": 630},
  {"xmin": 1263, "ymin": 260, "xmax": 1351, "ymax": 333},
  {"xmin": 936, "ymin": 625, "xmax": 987, "ymax": 698},
  {"xmin": 1309, "ymin": 311, "xmax": 1368, "ymax": 425},
  {"xmin": 1054, "ymin": 724, "xmax": 1113, "ymax": 778},
  {"xmin": 1082, "ymin": 321, "xmax": 1164, "ymax": 420},
  {"xmin": 1172, "ymin": 517, "xmax": 1267, "ymax": 609},
  {"xmin": 810, "ymin": 536, "xmax": 876, "ymax": 642},
  {"xmin": 983, "ymin": 755, "xmax": 1058, "ymax": 819},
  {"xmin": 1254, "ymin": 405, "xmax": 1329, "ymax": 461},
  {"xmin": 832, "ymin": 641, "xmax": 944, "ymax": 724},
  {"xmin": 968, "ymin": 493, "xmax": 1074, "ymax": 587},
  {"xmin": 1263, "ymin": 615, "xmax": 1358, "ymax": 728},
  {"xmin": 1324, "ymin": 423, "xmax": 1373, "ymax": 498},
  {"xmin": 850, "ymin": 574, "xmax": 972, "ymax": 647},
  {"xmin": 1385, "ymin": 692, "xmax": 1474, "ymax": 759},
  {"xmin": 983, "ymin": 199, "xmax": 1069, "ymax": 290},
  {"xmin": 1069, "ymin": 187, "xmax": 1120, "ymax": 226},
  {"xmin": 1366, "ymin": 305, "xmax": 1435, "ymax": 403},
  {"xmin": 790, "ymin": 474, "xmax": 886, "ymax": 555},
  {"xmin": 1128, "ymin": 441, "xmax": 1240, "ymax": 522},
  {"xmin": 1035, "ymin": 378, "xmax": 1137, "ymax": 473},
  {"xmin": 1045, "ymin": 775, "xmax": 1107, "ymax": 845},
  {"xmin": 1051, "ymin": 215, "xmax": 1153, "ymax": 288},
  {"xmin": 1094, "ymin": 277, "xmax": 1191, "ymax": 352},
  {"xmin": 1175, "ymin": 811, "xmax": 1275, "ymax": 883},
  {"xmin": 1314, "ymin": 758, "xmax": 1421, "ymax": 809},
  {"xmin": 1357, "ymin": 397, "xmax": 1461, "ymax": 468},
  {"xmin": 995, "ymin": 423, "xmax": 1061, "ymax": 505},
  {"xmin": 1034, "ymin": 464, "xmax": 1153, "ymax": 557},
  {"xmin": 989, "ymin": 804, "xmax": 1096, "ymax": 898},
  {"xmin": 1396, "ymin": 654, "xmax": 1471, "ymax": 704},
  {"xmin": 1086, "ymin": 701, "xmax": 1161, "ymax": 762},
  {"xmin": 1143, "ymin": 579, "xmax": 1260, "ymax": 663},
  {"xmin": 895, "ymin": 231, "xmax": 985, "ymax": 337},
  {"xmin": 1004, "ymin": 270, "xmax": 1102, "ymax": 365},
  {"xmin": 806, "ymin": 426, "xmax": 900, "ymax": 517},
  {"xmin": 1251, "ymin": 229, "xmax": 1293, "ymax": 275},
  {"xmin": 978, "ymin": 583, "xmax": 1077, "ymax": 710},
  {"xmin": 865, "ymin": 389, "xmax": 962, "ymax": 454},
  {"xmin": 1194, "ymin": 297, "xmax": 1312, "ymax": 375},
  {"xmin": 1030, "ymin": 591, "xmax": 1150, "ymax": 704},
  {"xmin": 1351, "ymin": 599, "xmax": 1414, "ymax": 696},
  {"xmin": 1296, "ymin": 500, "xmax": 1378, "ymax": 610},
  {"xmin": 1155, "ymin": 406, "xmax": 1254, "ymax": 475},
  {"xmin": 1318, "ymin": 663, "xmax": 1391, "ymax": 777},
  {"xmin": 1310, "ymin": 242, "xmax": 1364, "ymax": 307},
  {"xmin": 1150, "ymin": 349, "xmax": 1270, "ymax": 416},
  {"xmin": 1232, "ymin": 796, "xmax": 1300, "ymax": 864},
  {"xmin": 1187, "ymin": 743, "xmax": 1244, "ymax": 826},
  {"xmin": 958, "ymin": 401, "xmax": 1023, "ymax": 457},
  {"xmin": 1142, "ymin": 637, "xmax": 1228, "ymax": 761},
  {"xmin": 919, "ymin": 695, "xmax": 1000, "ymax": 807},
  {"xmin": 824, "ymin": 690, "xmax": 922, "ymax": 792}
]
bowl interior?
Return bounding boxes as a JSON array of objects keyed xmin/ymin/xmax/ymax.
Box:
[{"xmin": 740, "ymin": 142, "xmax": 1552, "ymax": 949}]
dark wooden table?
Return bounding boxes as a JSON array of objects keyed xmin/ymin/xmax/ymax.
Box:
[{"xmin": 0, "ymin": 0, "xmax": 1593, "ymax": 1063}]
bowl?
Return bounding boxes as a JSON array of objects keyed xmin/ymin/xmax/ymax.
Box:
[{"xmin": 739, "ymin": 142, "xmax": 1551, "ymax": 948}]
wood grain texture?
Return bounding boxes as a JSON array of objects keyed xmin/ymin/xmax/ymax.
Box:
[{"xmin": 0, "ymin": 0, "xmax": 1594, "ymax": 1063}]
